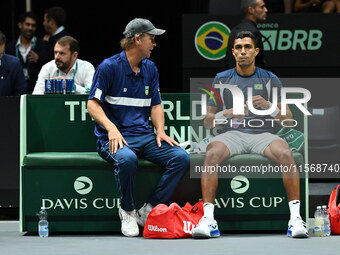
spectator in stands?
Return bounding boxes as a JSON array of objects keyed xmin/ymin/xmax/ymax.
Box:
[
  {"xmin": 223, "ymin": 0, "xmax": 267, "ymax": 70},
  {"xmin": 192, "ymin": 31, "xmax": 308, "ymax": 239},
  {"xmin": 0, "ymin": 31, "xmax": 27, "ymax": 96},
  {"xmin": 6, "ymin": 12, "xmax": 47, "ymax": 94},
  {"xmin": 294, "ymin": 0, "xmax": 340, "ymax": 13},
  {"xmin": 43, "ymin": 6, "xmax": 70, "ymax": 61},
  {"xmin": 33, "ymin": 36, "xmax": 94, "ymax": 94},
  {"xmin": 284, "ymin": 0, "xmax": 294, "ymax": 13},
  {"xmin": 87, "ymin": 18, "xmax": 189, "ymax": 237}
]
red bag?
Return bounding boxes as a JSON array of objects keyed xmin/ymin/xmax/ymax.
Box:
[
  {"xmin": 328, "ymin": 184, "xmax": 340, "ymax": 234},
  {"xmin": 143, "ymin": 201, "xmax": 203, "ymax": 239}
]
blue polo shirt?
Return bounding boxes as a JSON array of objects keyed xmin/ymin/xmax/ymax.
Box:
[
  {"xmin": 88, "ymin": 51, "xmax": 162, "ymax": 147},
  {"xmin": 208, "ymin": 67, "xmax": 283, "ymax": 134}
]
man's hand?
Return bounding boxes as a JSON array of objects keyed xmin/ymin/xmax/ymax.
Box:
[
  {"xmin": 27, "ymin": 50, "xmax": 39, "ymax": 63},
  {"xmin": 250, "ymin": 95, "xmax": 271, "ymax": 110},
  {"xmin": 43, "ymin": 34, "xmax": 50, "ymax": 42},
  {"xmin": 108, "ymin": 128, "xmax": 128, "ymax": 154},
  {"xmin": 155, "ymin": 131, "xmax": 179, "ymax": 147},
  {"xmin": 223, "ymin": 104, "xmax": 249, "ymax": 119}
]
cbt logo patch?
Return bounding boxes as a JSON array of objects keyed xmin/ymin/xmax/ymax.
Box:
[
  {"xmin": 230, "ymin": 175, "xmax": 249, "ymax": 194},
  {"xmin": 194, "ymin": 21, "xmax": 230, "ymax": 60},
  {"xmin": 74, "ymin": 176, "xmax": 93, "ymax": 195}
]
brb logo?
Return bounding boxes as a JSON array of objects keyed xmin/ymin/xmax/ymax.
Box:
[
  {"xmin": 259, "ymin": 23, "xmax": 323, "ymax": 51},
  {"xmin": 194, "ymin": 21, "xmax": 231, "ymax": 60}
]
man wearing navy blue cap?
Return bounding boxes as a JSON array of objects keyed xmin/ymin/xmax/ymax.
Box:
[{"xmin": 87, "ymin": 18, "xmax": 189, "ymax": 237}]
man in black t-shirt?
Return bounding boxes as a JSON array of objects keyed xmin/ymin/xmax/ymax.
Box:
[{"xmin": 223, "ymin": 0, "xmax": 267, "ymax": 70}]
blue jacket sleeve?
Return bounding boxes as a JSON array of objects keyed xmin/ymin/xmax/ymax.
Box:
[{"xmin": 12, "ymin": 58, "xmax": 28, "ymax": 96}]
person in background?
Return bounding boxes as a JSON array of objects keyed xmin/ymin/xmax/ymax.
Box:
[
  {"xmin": 6, "ymin": 12, "xmax": 47, "ymax": 94},
  {"xmin": 0, "ymin": 31, "xmax": 27, "ymax": 96},
  {"xmin": 284, "ymin": 0, "xmax": 294, "ymax": 13},
  {"xmin": 294, "ymin": 0, "xmax": 340, "ymax": 13},
  {"xmin": 223, "ymin": 0, "xmax": 267, "ymax": 70},
  {"xmin": 33, "ymin": 36, "xmax": 94, "ymax": 94},
  {"xmin": 43, "ymin": 6, "xmax": 70, "ymax": 61},
  {"xmin": 87, "ymin": 18, "xmax": 189, "ymax": 237}
]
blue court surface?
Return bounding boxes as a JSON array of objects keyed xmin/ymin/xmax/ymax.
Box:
[{"xmin": 0, "ymin": 221, "xmax": 338, "ymax": 255}]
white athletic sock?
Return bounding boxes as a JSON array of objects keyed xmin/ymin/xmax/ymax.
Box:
[
  {"xmin": 289, "ymin": 200, "xmax": 301, "ymax": 220},
  {"xmin": 203, "ymin": 202, "xmax": 215, "ymax": 219},
  {"xmin": 145, "ymin": 203, "xmax": 154, "ymax": 213}
]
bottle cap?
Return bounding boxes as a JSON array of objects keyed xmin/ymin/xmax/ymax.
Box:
[
  {"xmin": 316, "ymin": 206, "xmax": 321, "ymax": 209},
  {"xmin": 322, "ymin": 205, "xmax": 327, "ymax": 208}
]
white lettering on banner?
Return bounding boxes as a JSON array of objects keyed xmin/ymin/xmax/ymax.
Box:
[
  {"xmin": 162, "ymin": 101, "xmax": 175, "ymax": 120},
  {"xmin": 214, "ymin": 197, "xmax": 284, "ymax": 209},
  {"xmin": 148, "ymin": 225, "xmax": 168, "ymax": 232},
  {"xmin": 42, "ymin": 198, "xmax": 120, "ymax": 210},
  {"xmin": 162, "ymin": 100, "xmax": 190, "ymax": 121},
  {"xmin": 42, "ymin": 198, "xmax": 88, "ymax": 210},
  {"xmin": 93, "ymin": 198, "xmax": 120, "ymax": 209},
  {"xmin": 81, "ymin": 101, "xmax": 88, "ymax": 121},
  {"xmin": 65, "ymin": 101, "xmax": 92, "ymax": 121},
  {"xmin": 214, "ymin": 197, "xmax": 245, "ymax": 209},
  {"xmin": 65, "ymin": 101, "xmax": 80, "ymax": 121},
  {"xmin": 63, "ymin": 99, "xmax": 216, "ymax": 143},
  {"xmin": 249, "ymin": 197, "xmax": 285, "ymax": 208},
  {"xmin": 176, "ymin": 101, "xmax": 190, "ymax": 120},
  {"xmin": 183, "ymin": 221, "xmax": 195, "ymax": 234},
  {"xmin": 192, "ymin": 100, "xmax": 205, "ymax": 121}
]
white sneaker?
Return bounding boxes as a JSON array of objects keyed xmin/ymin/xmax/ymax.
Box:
[
  {"xmin": 135, "ymin": 203, "xmax": 153, "ymax": 227},
  {"xmin": 287, "ymin": 217, "xmax": 309, "ymax": 238},
  {"xmin": 192, "ymin": 216, "xmax": 220, "ymax": 238},
  {"xmin": 118, "ymin": 208, "xmax": 139, "ymax": 237}
]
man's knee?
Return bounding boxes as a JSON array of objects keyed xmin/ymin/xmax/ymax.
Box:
[
  {"xmin": 116, "ymin": 149, "xmax": 138, "ymax": 171},
  {"xmin": 172, "ymin": 148, "xmax": 190, "ymax": 170},
  {"xmin": 205, "ymin": 142, "xmax": 230, "ymax": 165},
  {"xmin": 278, "ymin": 148, "xmax": 294, "ymax": 163}
]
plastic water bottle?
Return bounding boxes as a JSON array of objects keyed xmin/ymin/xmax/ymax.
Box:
[
  {"xmin": 322, "ymin": 205, "xmax": 331, "ymax": 236},
  {"xmin": 314, "ymin": 206, "xmax": 324, "ymax": 237},
  {"xmin": 38, "ymin": 207, "xmax": 49, "ymax": 237}
]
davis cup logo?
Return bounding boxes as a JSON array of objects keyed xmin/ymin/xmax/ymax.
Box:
[
  {"xmin": 74, "ymin": 176, "xmax": 93, "ymax": 195},
  {"xmin": 230, "ymin": 175, "xmax": 249, "ymax": 194},
  {"xmin": 194, "ymin": 21, "xmax": 230, "ymax": 60}
]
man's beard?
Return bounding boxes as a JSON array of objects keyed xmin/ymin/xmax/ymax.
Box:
[
  {"xmin": 55, "ymin": 60, "xmax": 71, "ymax": 72},
  {"xmin": 22, "ymin": 30, "xmax": 34, "ymax": 41}
]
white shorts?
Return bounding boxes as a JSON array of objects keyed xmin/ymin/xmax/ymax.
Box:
[{"xmin": 210, "ymin": 131, "xmax": 285, "ymax": 156}]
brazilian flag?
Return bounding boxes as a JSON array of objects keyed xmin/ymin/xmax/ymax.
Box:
[{"xmin": 195, "ymin": 21, "xmax": 230, "ymax": 60}]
